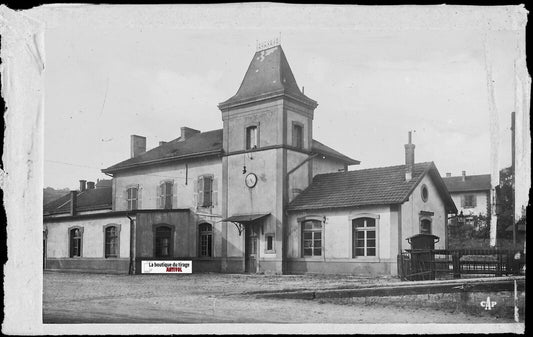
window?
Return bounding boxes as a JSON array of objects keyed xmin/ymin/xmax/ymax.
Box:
[
  {"xmin": 420, "ymin": 219, "xmax": 432, "ymax": 234},
  {"xmin": 292, "ymin": 124, "xmax": 303, "ymax": 149},
  {"xmin": 246, "ymin": 125, "xmax": 258, "ymax": 150},
  {"xmin": 197, "ymin": 176, "xmax": 213, "ymax": 207},
  {"xmin": 421, "ymin": 184, "xmax": 428, "ymax": 202},
  {"xmin": 265, "ymin": 233, "xmax": 275, "ymax": 253},
  {"xmin": 199, "ymin": 223, "xmax": 213, "ymax": 257},
  {"xmin": 104, "ymin": 225, "xmax": 119, "ymax": 258},
  {"xmin": 158, "ymin": 181, "xmax": 173, "ymax": 209},
  {"xmin": 462, "ymin": 194, "xmax": 477, "ymax": 208},
  {"xmin": 353, "ymin": 218, "xmax": 376, "ymax": 257},
  {"xmin": 69, "ymin": 227, "xmax": 83, "ymax": 258},
  {"xmin": 155, "ymin": 226, "xmax": 172, "ymax": 258},
  {"xmin": 302, "ymin": 220, "xmax": 322, "ymax": 257},
  {"xmin": 127, "ymin": 187, "xmax": 138, "ymax": 210}
]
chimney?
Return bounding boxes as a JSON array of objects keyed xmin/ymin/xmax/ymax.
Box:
[
  {"xmin": 446, "ymin": 172, "xmax": 451, "ymax": 177},
  {"xmin": 462, "ymin": 170, "xmax": 466, "ymax": 181},
  {"xmin": 70, "ymin": 191, "xmax": 78, "ymax": 216},
  {"xmin": 159, "ymin": 141, "xmax": 166, "ymax": 146},
  {"xmin": 87, "ymin": 181, "xmax": 95, "ymax": 189},
  {"xmin": 404, "ymin": 131, "xmax": 415, "ymax": 181},
  {"xmin": 179, "ymin": 127, "xmax": 200, "ymax": 142},
  {"xmin": 131, "ymin": 135, "xmax": 146, "ymax": 158},
  {"xmin": 79, "ymin": 180, "xmax": 87, "ymax": 192}
]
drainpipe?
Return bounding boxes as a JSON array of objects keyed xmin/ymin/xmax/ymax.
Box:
[{"xmin": 126, "ymin": 214, "xmax": 136, "ymax": 275}]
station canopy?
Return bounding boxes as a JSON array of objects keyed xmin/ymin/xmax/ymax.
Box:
[{"xmin": 222, "ymin": 213, "xmax": 270, "ymax": 223}]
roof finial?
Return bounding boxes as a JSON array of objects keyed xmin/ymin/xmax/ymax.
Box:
[{"xmin": 256, "ymin": 35, "xmax": 281, "ymax": 52}]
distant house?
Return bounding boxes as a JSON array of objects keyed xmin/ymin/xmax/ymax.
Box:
[
  {"xmin": 442, "ymin": 172, "xmax": 491, "ymax": 229},
  {"xmin": 442, "ymin": 171, "xmax": 491, "ymax": 217}
]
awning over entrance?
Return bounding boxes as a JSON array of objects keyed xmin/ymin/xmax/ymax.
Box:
[
  {"xmin": 221, "ymin": 213, "xmax": 270, "ymax": 236},
  {"xmin": 222, "ymin": 213, "xmax": 270, "ymax": 223}
]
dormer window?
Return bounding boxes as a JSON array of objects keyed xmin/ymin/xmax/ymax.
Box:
[{"xmin": 246, "ymin": 125, "xmax": 258, "ymax": 150}]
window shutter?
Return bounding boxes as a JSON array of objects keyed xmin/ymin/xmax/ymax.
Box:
[
  {"xmin": 205, "ymin": 176, "xmax": 212, "ymax": 206},
  {"xmin": 156, "ymin": 184, "xmax": 162, "ymax": 209},
  {"xmin": 461, "ymin": 195, "xmax": 465, "ymax": 208},
  {"xmin": 173, "ymin": 181, "xmax": 178, "ymax": 209},
  {"xmin": 212, "ymin": 177, "xmax": 218, "ymax": 206},
  {"xmin": 164, "ymin": 181, "xmax": 172, "ymax": 209},
  {"xmin": 137, "ymin": 185, "xmax": 142, "ymax": 209},
  {"xmin": 123, "ymin": 188, "xmax": 129, "ymax": 210},
  {"xmin": 198, "ymin": 176, "xmax": 204, "ymax": 207},
  {"xmin": 472, "ymin": 195, "xmax": 477, "ymax": 207},
  {"xmin": 193, "ymin": 179, "xmax": 198, "ymax": 208}
]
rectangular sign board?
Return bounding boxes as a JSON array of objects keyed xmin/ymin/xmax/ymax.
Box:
[{"xmin": 141, "ymin": 260, "xmax": 192, "ymax": 274}]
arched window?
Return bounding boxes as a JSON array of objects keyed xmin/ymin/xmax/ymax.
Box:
[
  {"xmin": 302, "ymin": 220, "xmax": 323, "ymax": 257},
  {"xmin": 352, "ymin": 217, "xmax": 376, "ymax": 257},
  {"xmin": 104, "ymin": 225, "xmax": 120, "ymax": 258},
  {"xmin": 69, "ymin": 227, "xmax": 83, "ymax": 258},
  {"xmin": 155, "ymin": 226, "xmax": 172, "ymax": 257},
  {"xmin": 199, "ymin": 223, "xmax": 213, "ymax": 257}
]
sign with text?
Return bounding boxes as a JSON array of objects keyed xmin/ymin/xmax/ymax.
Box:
[{"xmin": 141, "ymin": 261, "xmax": 192, "ymax": 274}]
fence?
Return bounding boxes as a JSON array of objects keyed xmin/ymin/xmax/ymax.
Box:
[{"xmin": 397, "ymin": 248, "xmax": 526, "ymax": 281}]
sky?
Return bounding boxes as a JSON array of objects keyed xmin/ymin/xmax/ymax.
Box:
[{"xmin": 42, "ymin": 6, "xmax": 519, "ymax": 190}]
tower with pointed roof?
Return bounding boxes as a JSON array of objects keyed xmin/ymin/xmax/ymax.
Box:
[{"xmin": 218, "ymin": 44, "xmax": 319, "ymax": 273}]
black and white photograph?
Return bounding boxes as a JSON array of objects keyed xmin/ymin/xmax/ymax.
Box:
[{"xmin": 1, "ymin": 4, "xmax": 529, "ymax": 334}]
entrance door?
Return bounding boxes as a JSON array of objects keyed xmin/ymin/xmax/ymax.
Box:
[{"xmin": 244, "ymin": 224, "xmax": 258, "ymax": 273}]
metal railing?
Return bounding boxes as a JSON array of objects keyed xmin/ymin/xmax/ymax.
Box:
[{"xmin": 397, "ymin": 248, "xmax": 525, "ymax": 281}]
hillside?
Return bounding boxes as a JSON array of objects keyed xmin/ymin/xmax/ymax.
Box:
[{"xmin": 43, "ymin": 187, "xmax": 70, "ymax": 205}]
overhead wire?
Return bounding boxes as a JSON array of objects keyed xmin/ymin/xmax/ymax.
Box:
[{"xmin": 45, "ymin": 159, "xmax": 194, "ymax": 182}]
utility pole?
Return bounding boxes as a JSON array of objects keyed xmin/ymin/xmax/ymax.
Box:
[{"xmin": 511, "ymin": 111, "xmax": 516, "ymax": 245}]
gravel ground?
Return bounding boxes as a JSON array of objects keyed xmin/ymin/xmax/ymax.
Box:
[{"xmin": 43, "ymin": 271, "xmax": 521, "ymax": 324}]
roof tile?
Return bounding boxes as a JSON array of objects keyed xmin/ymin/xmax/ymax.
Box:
[
  {"xmin": 442, "ymin": 174, "xmax": 491, "ymax": 192},
  {"xmin": 289, "ymin": 162, "xmax": 437, "ymax": 211},
  {"xmin": 218, "ymin": 45, "xmax": 316, "ymax": 109},
  {"xmin": 43, "ymin": 187, "xmax": 112, "ymax": 215},
  {"xmin": 103, "ymin": 129, "xmax": 358, "ymax": 172}
]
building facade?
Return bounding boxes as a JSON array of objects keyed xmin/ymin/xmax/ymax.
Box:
[
  {"xmin": 442, "ymin": 171, "xmax": 491, "ymax": 231},
  {"xmin": 44, "ymin": 44, "xmax": 456, "ymax": 275}
]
